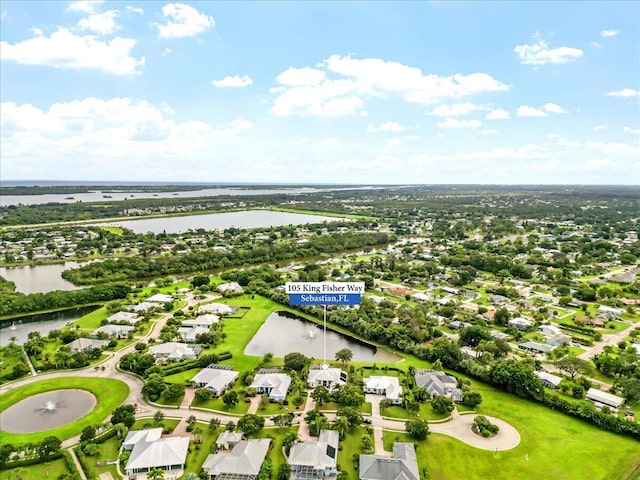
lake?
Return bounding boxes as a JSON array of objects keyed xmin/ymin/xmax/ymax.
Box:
[
  {"xmin": 99, "ymin": 210, "xmax": 345, "ymax": 234},
  {"xmin": 244, "ymin": 311, "xmax": 400, "ymax": 362},
  {"xmin": 0, "ymin": 306, "xmax": 99, "ymax": 345},
  {"xmin": 0, "ymin": 261, "xmax": 83, "ymax": 294}
]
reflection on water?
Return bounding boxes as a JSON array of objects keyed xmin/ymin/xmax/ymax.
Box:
[{"xmin": 0, "ymin": 262, "xmax": 83, "ymax": 294}]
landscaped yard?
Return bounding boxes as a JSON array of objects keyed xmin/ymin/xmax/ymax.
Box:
[
  {"xmin": 3, "ymin": 457, "xmax": 72, "ymax": 480},
  {"xmin": 337, "ymin": 426, "xmax": 373, "ymax": 479},
  {"xmin": 380, "ymin": 402, "xmax": 450, "ymax": 421},
  {"xmin": 164, "ymin": 367, "xmax": 201, "ymax": 385},
  {"xmin": 255, "ymin": 426, "xmax": 299, "ymax": 476},
  {"xmin": 0, "ymin": 344, "xmax": 28, "ymax": 383}
]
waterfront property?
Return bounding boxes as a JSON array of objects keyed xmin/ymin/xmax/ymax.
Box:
[
  {"xmin": 202, "ymin": 438, "xmax": 271, "ymax": 479},
  {"xmin": 307, "ymin": 366, "xmax": 347, "ymax": 391},
  {"xmin": 90, "ymin": 324, "xmax": 134, "ymax": 339},
  {"xmin": 66, "ymin": 337, "xmax": 108, "ymax": 352},
  {"xmin": 363, "ymin": 376, "xmax": 403, "ymax": 405},
  {"xmin": 288, "ymin": 429, "xmax": 339, "ymax": 479},
  {"xmin": 183, "ymin": 314, "xmax": 220, "ymax": 328},
  {"xmin": 106, "ymin": 311, "xmax": 140, "ymax": 325},
  {"xmin": 249, "ymin": 370, "xmax": 291, "ymax": 401}
]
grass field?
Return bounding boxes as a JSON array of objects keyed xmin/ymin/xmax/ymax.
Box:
[
  {"xmin": 164, "ymin": 367, "xmax": 201, "ymax": 384},
  {"xmin": 3, "ymin": 457, "xmax": 71, "ymax": 480},
  {"xmin": 381, "ymin": 402, "xmax": 450, "ymax": 421},
  {"xmin": 0, "ymin": 377, "xmax": 129, "ymax": 445},
  {"xmin": 337, "ymin": 426, "xmax": 373, "ymax": 478},
  {"xmin": 255, "ymin": 427, "xmax": 299, "ymax": 476},
  {"xmin": 71, "ymin": 306, "xmax": 109, "ymax": 329}
]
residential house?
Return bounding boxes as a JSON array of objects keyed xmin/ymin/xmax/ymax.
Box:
[
  {"xmin": 460, "ymin": 346, "xmax": 482, "ymax": 359},
  {"xmin": 249, "ymin": 371, "xmax": 292, "ymax": 401},
  {"xmin": 183, "ymin": 314, "xmax": 220, "ymax": 328},
  {"xmin": 442, "ymin": 287, "xmax": 460, "ymax": 295},
  {"xmin": 66, "ymin": 337, "xmax": 108, "ymax": 352},
  {"xmin": 598, "ymin": 305, "xmax": 623, "ymax": 317},
  {"xmin": 575, "ymin": 317, "xmax": 605, "ymax": 327},
  {"xmin": 218, "ymin": 282, "xmax": 244, "ymax": 295},
  {"xmin": 539, "ymin": 325, "xmax": 562, "ymax": 336},
  {"xmin": 106, "ymin": 311, "xmax": 140, "ymax": 325},
  {"xmin": 90, "ymin": 324, "xmax": 134, "ymax": 339},
  {"xmin": 359, "ymin": 442, "xmax": 419, "ymax": 480},
  {"xmin": 586, "ymin": 388, "xmax": 625, "ymax": 410},
  {"xmin": 215, "ymin": 431, "xmax": 244, "ymax": 450},
  {"xmin": 411, "ymin": 292, "xmax": 431, "ymax": 302},
  {"xmin": 177, "ymin": 326, "xmax": 210, "ymax": 343},
  {"xmin": 198, "ymin": 303, "xmax": 238, "ymax": 316},
  {"xmin": 508, "ymin": 317, "xmax": 534, "ymax": 330},
  {"xmin": 146, "ymin": 294, "xmax": 174, "ymax": 304},
  {"xmin": 547, "ymin": 333, "xmax": 572, "ymax": 345},
  {"xmin": 128, "ymin": 302, "xmax": 162, "ymax": 313},
  {"xmin": 414, "ymin": 370, "xmax": 463, "ymax": 403},
  {"xmin": 123, "ymin": 428, "xmax": 163, "ymax": 450},
  {"xmin": 191, "ymin": 366, "xmax": 239, "ymax": 396},
  {"xmin": 463, "ymin": 291, "xmax": 480, "ymax": 300},
  {"xmin": 148, "ymin": 342, "xmax": 197, "ymax": 362},
  {"xmin": 449, "ymin": 320, "xmax": 472, "ymax": 330},
  {"xmin": 307, "ymin": 367, "xmax": 347, "ymax": 391},
  {"xmin": 518, "ymin": 341, "xmax": 557, "ymax": 354},
  {"xmin": 124, "ymin": 429, "xmax": 189, "ymax": 476},
  {"xmin": 534, "ymin": 371, "xmax": 562, "ymax": 389},
  {"xmin": 461, "ymin": 302, "xmax": 479, "ymax": 313},
  {"xmin": 202, "ymin": 439, "xmax": 270, "ymax": 480},
  {"xmin": 288, "ymin": 429, "xmax": 339, "ymax": 479},
  {"xmin": 363, "ymin": 376, "xmax": 403, "ymax": 405},
  {"xmin": 490, "ymin": 331, "xmax": 510, "ymax": 341}
]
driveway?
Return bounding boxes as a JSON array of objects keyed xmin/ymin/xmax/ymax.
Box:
[{"xmin": 365, "ymin": 394, "xmax": 390, "ymax": 456}]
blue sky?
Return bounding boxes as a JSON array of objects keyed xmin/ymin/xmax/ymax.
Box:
[{"xmin": 1, "ymin": 1, "xmax": 638, "ymax": 184}]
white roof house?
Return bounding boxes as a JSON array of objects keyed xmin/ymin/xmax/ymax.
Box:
[
  {"xmin": 598, "ymin": 305, "xmax": 623, "ymax": 316},
  {"xmin": 586, "ymin": 388, "xmax": 625, "ymax": 409},
  {"xmin": 307, "ymin": 367, "xmax": 347, "ymax": 391},
  {"xmin": 198, "ymin": 303, "xmax": 237, "ymax": 316},
  {"xmin": 288, "ymin": 430, "xmax": 339, "ymax": 479},
  {"xmin": 218, "ymin": 282, "xmax": 244, "ymax": 295},
  {"xmin": 124, "ymin": 430, "xmax": 189, "ymax": 475},
  {"xmin": 177, "ymin": 326, "xmax": 210, "ymax": 343},
  {"xmin": 360, "ymin": 442, "xmax": 419, "ymax": 480},
  {"xmin": 148, "ymin": 342, "xmax": 196, "ymax": 362},
  {"xmin": 539, "ymin": 325, "xmax": 562, "ymax": 336},
  {"xmin": 183, "ymin": 314, "xmax": 220, "ymax": 328},
  {"xmin": 490, "ymin": 331, "xmax": 510, "ymax": 341},
  {"xmin": 411, "ymin": 292, "xmax": 431, "ymax": 302},
  {"xmin": 508, "ymin": 317, "xmax": 534, "ymax": 330},
  {"xmin": 123, "ymin": 428, "xmax": 163, "ymax": 450},
  {"xmin": 202, "ymin": 439, "xmax": 270, "ymax": 479},
  {"xmin": 146, "ymin": 294, "xmax": 174, "ymax": 304},
  {"xmin": 414, "ymin": 370, "xmax": 463, "ymax": 403},
  {"xmin": 129, "ymin": 302, "xmax": 162, "ymax": 313},
  {"xmin": 363, "ymin": 376, "xmax": 403, "ymax": 404},
  {"xmin": 250, "ymin": 373, "xmax": 292, "ymax": 401},
  {"xmin": 107, "ymin": 311, "xmax": 140, "ymax": 325},
  {"xmin": 191, "ymin": 367, "xmax": 239, "ymax": 396},
  {"xmin": 90, "ymin": 324, "xmax": 134, "ymax": 339},
  {"xmin": 66, "ymin": 337, "xmax": 108, "ymax": 352},
  {"xmin": 534, "ymin": 371, "xmax": 563, "ymax": 389},
  {"xmin": 215, "ymin": 431, "xmax": 244, "ymax": 450}
]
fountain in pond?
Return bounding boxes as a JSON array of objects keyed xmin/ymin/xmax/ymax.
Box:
[
  {"xmin": 9, "ymin": 321, "xmax": 16, "ymax": 331},
  {"xmin": 41, "ymin": 400, "xmax": 57, "ymax": 413},
  {"xmin": 308, "ymin": 329, "xmax": 315, "ymax": 339}
]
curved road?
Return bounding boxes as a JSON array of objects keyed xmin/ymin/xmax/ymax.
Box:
[{"xmin": 2, "ymin": 293, "xmax": 521, "ymax": 453}]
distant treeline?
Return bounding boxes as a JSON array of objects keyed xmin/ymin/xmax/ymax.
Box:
[
  {"xmin": 62, "ymin": 232, "xmax": 396, "ymax": 285},
  {"xmin": 0, "ymin": 283, "xmax": 131, "ymax": 317}
]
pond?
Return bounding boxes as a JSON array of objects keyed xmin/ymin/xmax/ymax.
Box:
[
  {"xmin": 244, "ymin": 311, "xmax": 400, "ymax": 362},
  {"xmin": 0, "ymin": 306, "xmax": 99, "ymax": 346},
  {"xmin": 0, "ymin": 389, "xmax": 97, "ymax": 433},
  {"xmin": 98, "ymin": 209, "xmax": 345, "ymax": 234},
  {"xmin": 0, "ymin": 261, "xmax": 83, "ymax": 294}
]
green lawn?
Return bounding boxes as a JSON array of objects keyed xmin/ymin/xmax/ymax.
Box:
[
  {"xmin": 3, "ymin": 457, "xmax": 71, "ymax": 480},
  {"xmin": 255, "ymin": 427, "xmax": 299, "ymax": 477},
  {"xmin": 255, "ymin": 398, "xmax": 301, "ymax": 416},
  {"xmin": 0, "ymin": 344, "xmax": 28, "ymax": 383},
  {"xmin": 71, "ymin": 306, "xmax": 109, "ymax": 329},
  {"xmin": 181, "ymin": 423, "xmax": 219, "ymax": 477},
  {"xmin": 76, "ymin": 436, "xmax": 121, "ymax": 479},
  {"xmin": 191, "ymin": 387, "xmax": 251, "ymax": 415},
  {"xmin": 380, "ymin": 402, "xmax": 449, "ymax": 421},
  {"xmin": 337, "ymin": 426, "xmax": 373, "ymax": 479},
  {"xmin": 131, "ymin": 418, "xmax": 181, "ymax": 432},
  {"xmin": 0, "ymin": 377, "xmax": 129, "ymax": 445},
  {"xmin": 164, "ymin": 368, "xmax": 201, "ymax": 384}
]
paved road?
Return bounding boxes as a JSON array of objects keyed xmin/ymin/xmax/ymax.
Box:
[{"xmin": 578, "ymin": 319, "xmax": 640, "ymax": 360}]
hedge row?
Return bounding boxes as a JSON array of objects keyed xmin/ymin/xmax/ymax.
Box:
[{"xmin": 0, "ymin": 452, "xmax": 63, "ymax": 470}]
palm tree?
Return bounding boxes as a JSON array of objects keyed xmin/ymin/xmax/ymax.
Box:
[
  {"xmin": 335, "ymin": 348, "xmax": 353, "ymax": 366},
  {"xmin": 208, "ymin": 418, "xmax": 221, "ymax": 431},
  {"xmin": 147, "ymin": 468, "xmax": 164, "ymax": 480},
  {"xmin": 192, "ymin": 426, "xmax": 203, "ymax": 444},
  {"xmin": 332, "ymin": 415, "xmax": 349, "ymax": 439},
  {"xmin": 9, "ymin": 336, "xmax": 17, "ymax": 344}
]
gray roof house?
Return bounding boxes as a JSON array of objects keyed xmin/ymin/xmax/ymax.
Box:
[
  {"xmin": 123, "ymin": 428, "xmax": 163, "ymax": 450},
  {"xmin": 307, "ymin": 367, "xmax": 347, "ymax": 391},
  {"xmin": 178, "ymin": 326, "xmax": 210, "ymax": 343},
  {"xmin": 249, "ymin": 372, "xmax": 292, "ymax": 401},
  {"xmin": 106, "ymin": 311, "xmax": 140, "ymax": 325},
  {"xmin": 363, "ymin": 376, "xmax": 403, "ymax": 404},
  {"xmin": 90, "ymin": 324, "xmax": 134, "ymax": 339},
  {"xmin": 148, "ymin": 342, "xmax": 197, "ymax": 362},
  {"xmin": 66, "ymin": 337, "xmax": 108, "ymax": 352},
  {"xmin": 183, "ymin": 314, "xmax": 220, "ymax": 328},
  {"xmin": 215, "ymin": 431, "xmax": 244, "ymax": 450},
  {"xmin": 534, "ymin": 371, "xmax": 563, "ymax": 389},
  {"xmin": 191, "ymin": 367, "xmax": 239, "ymax": 396},
  {"xmin": 586, "ymin": 388, "xmax": 625, "ymax": 410},
  {"xmin": 124, "ymin": 429, "xmax": 189, "ymax": 475},
  {"xmin": 359, "ymin": 442, "xmax": 419, "ymax": 480},
  {"xmin": 202, "ymin": 438, "xmax": 271, "ymax": 480},
  {"xmin": 414, "ymin": 370, "xmax": 463, "ymax": 403},
  {"xmin": 288, "ymin": 429, "xmax": 339, "ymax": 479}
]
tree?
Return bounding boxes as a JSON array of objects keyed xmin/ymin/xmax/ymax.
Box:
[
  {"xmin": 163, "ymin": 384, "xmax": 185, "ymax": 402},
  {"xmin": 37, "ymin": 436, "xmax": 61, "ymax": 459},
  {"xmin": 619, "ymin": 377, "xmax": 640, "ymax": 403},
  {"xmin": 142, "ymin": 374, "xmax": 167, "ymax": 401},
  {"xmin": 80, "ymin": 425, "xmax": 96, "ymax": 443},
  {"xmin": 195, "ymin": 388, "xmax": 212, "ymax": 402},
  {"xmin": 462, "ymin": 392, "xmax": 483, "ymax": 409},
  {"xmin": 191, "ymin": 274, "xmax": 210, "ymax": 288},
  {"xmin": 336, "ymin": 406, "xmax": 363, "ymax": 430},
  {"xmin": 147, "ymin": 468, "xmax": 164, "ymax": 480},
  {"xmin": 311, "ymin": 385, "xmax": 330, "ymax": 406},
  {"xmin": 335, "ymin": 348, "xmax": 353, "ymax": 366},
  {"xmin": 494, "ymin": 307, "xmax": 510, "ymax": 326},
  {"xmin": 282, "ymin": 431, "xmax": 299, "ymax": 455},
  {"xmin": 154, "ymin": 410, "xmax": 165, "ymax": 423},
  {"xmin": 431, "ymin": 395, "xmax": 455, "ymax": 415},
  {"xmin": 406, "ymin": 419, "xmax": 430, "ymax": 440},
  {"xmin": 284, "ymin": 352, "xmax": 309, "ymax": 372},
  {"xmin": 209, "ymin": 418, "xmax": 221, "ymax": 431},
  {"xmin": 237, "ymin": 414, "xmax": 265, "ymax": 435},
  {"xmin": 335, "ymin": 383, "xmax": 364, "ymax": 407},
  {"xmin": 111, "ymin": 405, "xmax": 136, "ymax": 428},
  {"xmin": 305, "ymin": 410, "xmax": 328, "ymax": 436},
  {"xmin": 277, "ymin": 463, "xmax": 291, "ymax": 480},
  {"xmin": 556, "ymin": 357, "xmax": 594, "ymax": 380},
  {"xmin": 472, "ymin": 415, "xmax": 499, "ymax": 437},
  {"xmin": 222, "ymin": 390, "xmax": 239, "ymax": 409},
  {"xmin": 572, "ymin": 385, "xmax": 585, "ymax": 399},
  {"xmin": 0, "ymin": 443, "xmax": 15, "ymax": 466}
]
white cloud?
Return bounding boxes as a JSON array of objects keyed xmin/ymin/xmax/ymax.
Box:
[
  {"xmin": 77, "ymin": 10, "xmax": 120, "ymax": 35},
  {"xmin": 213, "ymin": 118, "xmax": 252, "ymax": 137},
  {"xmin": 606, "ymin": 88, "xmax": 639, "ymax": 98},
  {"xmin": 1, "ymin": 10, "xmax": 7, "ymax": 20},
  {"xmin": 67, "ymin": 1, "xmax": 105, "ymax": 13},
  {"xmin": 479, "ymin": 129, "xmax": 498, "ymax": 135},
  {"xmin": 601, "ymin": 29, "xmax": 620, "ymax": 38},
  {"xmin": 385, "ymin": 137, "xmax": 403, "ymax": 148},
  {"xmin": 366, "ymin": 121, "xmax": 406, "ymax": 133},
  {"xmin": 436, "ymin": 118, "xmax": 482, "ymax": 128},
  {"xmin": 319, "ymin": 137, "xmax": 341, "ymax": 148},
  {"xmin": 516, "ymin": 105, "xmax": 548, "ymax": 117},
  {"xmin": 594, "ymin": 125, "xmax": 608, "ymax": 130},
  {"xmin": 623, "ymin": 126, "xmax": 640, "ymax": 134},
  {"xmin": 426, "ymin": 103, "xmax": 483, "ymax": 117},
  {"xmin": 277, "ymin": 67, "xmax": 326, "ymax": 86},
  {"xmin": 514, "ymin": 34, "xmax": 583, "ymax": 65},
  {"xmin": 162, "ymin": 47, "xmax": 172, "ymax": 56},
  {"xmin": 271, "ymin": 55, "xmax": 508, "ymax": 117},
  {"xmin": 585, "ymin": 141, "xmax": 639, "ymax": 154},
  {"xmin": 0, "ymin": 28, "xmax": 144, "ymax": 75},
  {"xmin": 156, "ymin": 3, "xmax": 214, "ymax": 38},
  {"xmin": 591, "ymin": 42, "xmax": 602, "ymax": 49},
  {"xmin": 126, "ymin": 6, "xmax": 144, "ymax": 14},
  {"xmin": 211, "ymin": 75, "xmax": 253, "ymax": 88},
  {"xmin": 486, "ymin": 108, "xmax": 510, "ymax": 120},
  {"xmin": 543, "ymin": 103, "xmax": 566, "ymax": 114}
]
